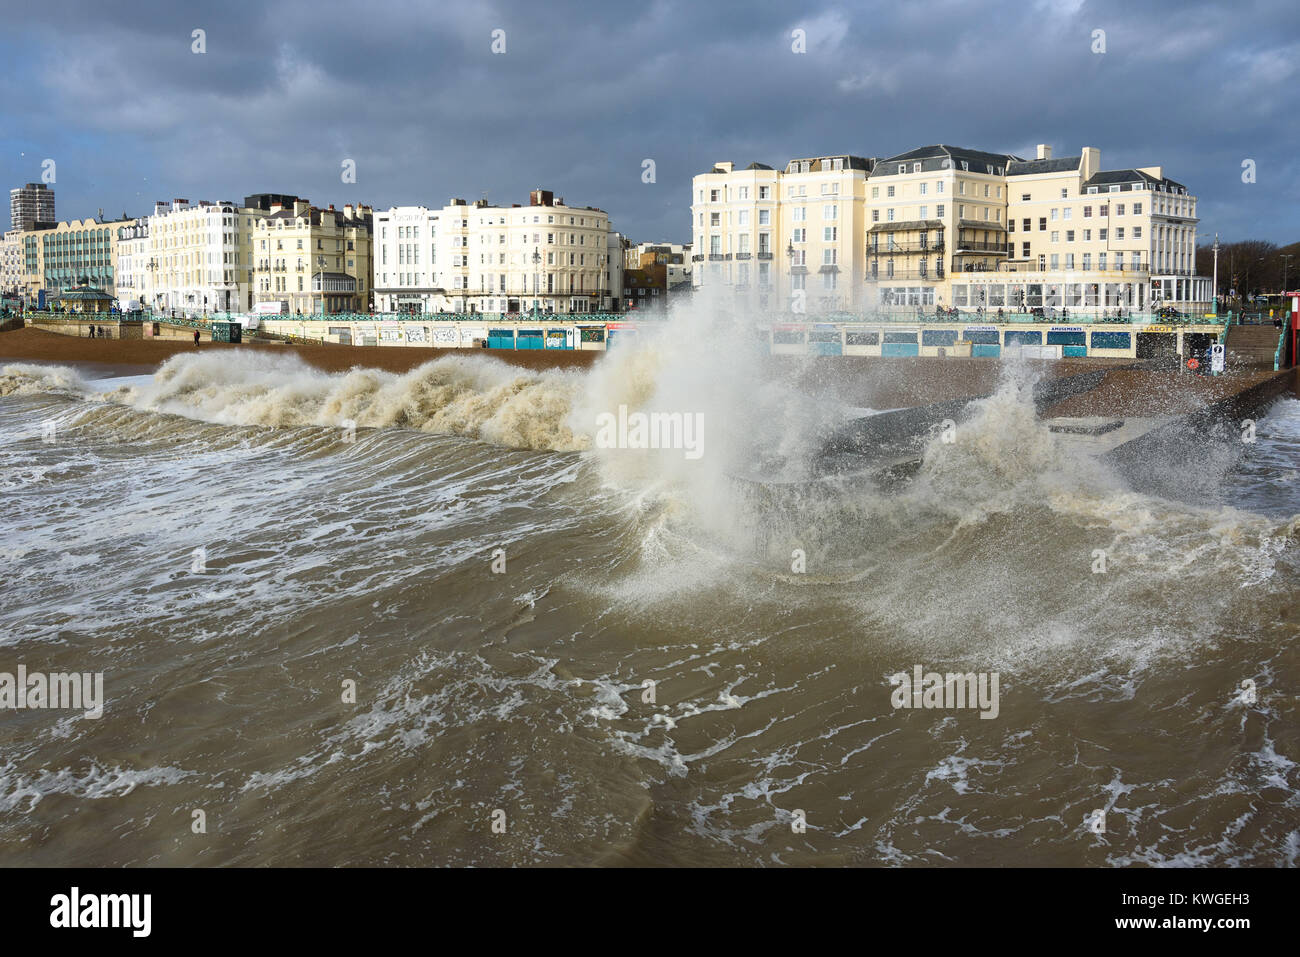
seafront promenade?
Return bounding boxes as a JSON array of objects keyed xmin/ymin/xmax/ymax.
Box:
[{"xmin": 12, "ymin": 302, "xmax": 1293, "ymax": 368}]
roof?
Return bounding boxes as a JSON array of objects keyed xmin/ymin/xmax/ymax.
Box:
[
  {"xmin": 785, "ymin": 155, "xmax": 875, "ymax": 172},
  {"xmin": 873, "ymin": 144, "xmax": 1022, "ymax": 176},
  {"xmin": 1084, "ymin": 169, "xmax": 1188, "ymax": 191},
  {"xmin": 57, "ymin": 286, "xmax": 113, "ymax": 300},
  {"xmin": 868, "ymin": 219, "xmax": 944, "ymax": 232},
  {"xmin": 744, "ymin": 162, "xmax": 774, "ymax": 171},
  {"xmin": 1007, "ymin": 156, "xmax": 1082, "ymax": 176}
]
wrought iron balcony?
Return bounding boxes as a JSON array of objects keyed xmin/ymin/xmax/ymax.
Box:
[
  {"xmin": 869, "ymin": 241, "xmax": 945, "ymax": 255},
  {"xmin": 954, "ymin": 242, "xmax": 1009, "ymax": 253}
]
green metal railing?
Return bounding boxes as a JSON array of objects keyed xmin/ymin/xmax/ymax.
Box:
[
  {"xmin": 258, "ymin": 311, "xmax": 628, "ymax": 325},
  {"xmin": 1276, "ymin": 327, "xmax": 1288, "ymax": 371},
  {"xmin": 257, "ymin": 309, "xmax": 1215, "ymax": 327}
]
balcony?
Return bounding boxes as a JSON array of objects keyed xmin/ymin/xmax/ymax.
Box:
[
  {"xmin": 997, "ymin": 262, "xmax": 1150, "ymax": 276},
  {"xmin": 869, "ymin": 269, "xmax": 944, "ymax": 282},
  {"xmin": 869, "ymin": 241, "xmax": 945, "ymax": 255},
  {"xmin": 708, "ymin": 254, "xmax": 724, "ymax": 261},
  {"xmin": 735, "ymin": 252, "xmax": 752, "ymax": 260},
  {"xmin": 691, "ymin": 254, "xmax": 704, "ymax": 262},
  {"xmin": 757, "ymin": 252, "xmax": 774, "ymax": 260},
  {"xmin": 954, "ymin": 241, "xmax": 1009, "ymax": 254}
]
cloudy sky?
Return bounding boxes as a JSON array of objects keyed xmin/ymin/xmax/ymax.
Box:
[{"xmin": 3, "ymin": 0, "xmax": 1298, "ymax": 244}]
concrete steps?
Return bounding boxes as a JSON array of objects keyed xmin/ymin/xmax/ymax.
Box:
[{"xmin": 1226, "ymin": 324, "xmax": 1283, "ymax": 368}]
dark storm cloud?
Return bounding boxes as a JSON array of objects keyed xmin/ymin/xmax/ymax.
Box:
[{"xmin": 2, "ymin": 0, "xmax": 1298, "ymax": 242}]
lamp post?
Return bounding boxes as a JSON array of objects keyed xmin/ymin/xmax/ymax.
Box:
[
  {"xmin": 786, "ymin": 240, "xmax": 795, "ymax": 313},
  {"xmin": 1211, "ymin": 234, "xmax": 1220, "ymax": 315},
  {"xmin": 1281, "ymin": 254, "xmax": 1294, "ymax": 296},
  {"xmin": 532, "ymin": 248, "xmax": 541, "ymax": 315}
]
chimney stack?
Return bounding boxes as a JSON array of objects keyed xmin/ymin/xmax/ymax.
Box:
[{"xmin": 1036, "ymin": 144, "xmax": 1052, "ymax": 160}]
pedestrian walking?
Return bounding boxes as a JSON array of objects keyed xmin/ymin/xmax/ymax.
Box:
[{"xmin": 193, "ymin": 329, "xmax": 201, "ymax": 347}]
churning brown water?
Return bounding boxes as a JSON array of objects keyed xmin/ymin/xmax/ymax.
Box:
[{"xmin": 1, "ymin": 319, "xmax": 1298, "ymax": 867}]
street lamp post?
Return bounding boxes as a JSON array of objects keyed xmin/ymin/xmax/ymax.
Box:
[
  {"xmin": 786, "ymin": 241, "xmax": 795, "ymax": 313},
  {"xmin": 1211, "ymin": 234, "xmax": 1220, "ymax": 315},
  {"xmin": 532, "ymin": 249, "xmax": 541, "ymax": 315},
  {"xmin": 1281, "ymin": 254, "xmax": 1294, "ymax": 296}
]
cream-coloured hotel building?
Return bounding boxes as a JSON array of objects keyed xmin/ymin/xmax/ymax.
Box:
[
  {"xmin": 692, "ymin": 156, "xmax": 873, "ymax": 312},
  {"xmin": 692, "ymin": 143, "xmax": 1209, "ymax": 316},
  {"xmin": 372, "ymin": 190, "xmax": 614, "ymax": 315}
]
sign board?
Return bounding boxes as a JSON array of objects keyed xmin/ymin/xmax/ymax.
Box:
[
  {"xmin": 1050, "ymin": 326, "xmax": 1084, "ymax": 332},
  {"xmin": 1210, "ymin": 342, "xmax": 1225, "ymax": 373}
]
